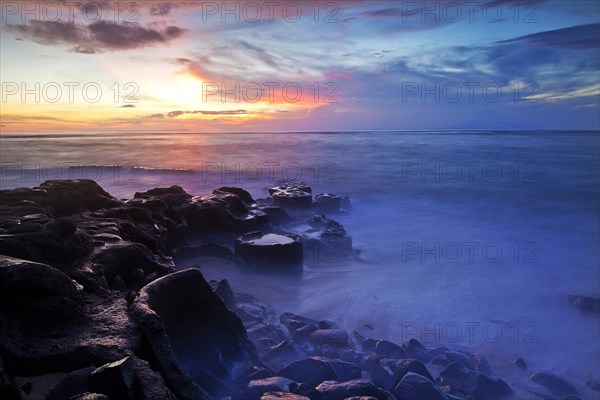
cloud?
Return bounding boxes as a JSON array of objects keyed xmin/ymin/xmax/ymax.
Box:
[
  {"xmin": 144, "ymin": 109, "xmax": 248, "ymax": 119},
  {"xmin": 120, "ymin": 104, "xmax": 136, "ymax": 108},
  {"xmin": 497, "ymin": 23, "xmax": 600, "ymax": 49},
  {"xmin": 4, "ymin": 20, "xmax": 185, "ymax": 53}
]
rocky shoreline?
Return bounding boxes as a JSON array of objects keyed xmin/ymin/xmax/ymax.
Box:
[{"xmin": 0, "ymin": 179, "xmax": 596, "ymax": 400}]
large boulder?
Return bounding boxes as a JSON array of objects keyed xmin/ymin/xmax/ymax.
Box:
[
  {"xmin": 393, "ymin": 372, "xmax": 447, "ymax": 400},
  {"xmin": 129, "ymin": 269, "xmax": 256, "ymax": 400}
]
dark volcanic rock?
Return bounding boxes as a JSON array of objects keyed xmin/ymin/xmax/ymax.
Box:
[
  {"xmin": 437, "ymin": 361, "xmax": 512, "ymax": 400},
  {"xmin": 277, "ymin": 357, "xmax": 361, "ymax": 387},
  {"xmin": 375, "ymin": 340, "xmax": 406, "ymax": 360},
  {"xmin": 529, "ymin": 372, "xmax": 579, "ymax": 397},
  {"xmin": 214, "ymin": 187, "xmax": 255, "ymax": 204},
  {"xmin": 393, "ymin": 372, "xmax": 448, "ymax": 400},
  {"xmin": 0, "ymin": 255, "xmax": 83, "ymax": 323},
  {"xmin": 130, "ymin": 268, "xmax": 254, "ymax": 400},
  {"xmin": 235, "ymin": 231, "xmax": 303, "ymax": 271},
  {"xmin": 0, "ymin": 226, "xmax": 94, "ymax": 266},
  {"xmin": 310, "ymin": 329, "xmax": 350, "ymax": 348},
  {"xmin": 260, "ymin": 392, "xmax": 310, "ymax": 400},
  {"xmin": 314, "ymin": 193, "xmax": 342, "ymax": 212},
  {"xmin": 269, "ymin": 183, "xmax": 313, "ymax": 209},
  {"xmin": 93, "ymin": 243, "xmax": 174, "ymax": 284}
]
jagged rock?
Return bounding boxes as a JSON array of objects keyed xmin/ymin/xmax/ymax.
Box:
[
  {"xmin": 401, "ymin": 339, "xmax": 429, "ymax": 362},
  {"xmin": 514, "ymin": 357, "xmax": 527, "ymax": 369},
  {"xmin": 529, "ymin": 372, "xmax": 579, "ymax": 397},
  {"xmin": 130, "ymin": 269, "xmax": 254, "ymax": 400}
]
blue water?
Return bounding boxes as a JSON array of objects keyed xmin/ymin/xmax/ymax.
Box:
[{"xmin": 1, "ymin": 131, "xmax": 599, "ymax": 395}]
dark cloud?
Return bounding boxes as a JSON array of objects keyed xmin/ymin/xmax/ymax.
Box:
[
  {"xmin": 149, "ymin": 2, "xmax": 176, "ymax": 16},
  {"xmin": 167, "ymin": 110, "xmax": 185, "ymax": 118},
  {"xmin": 172, "ymin": 57, "xmax": 192, "ymax": 65},
  {"xmin": 4, "ymin": 20, "xmax": 185, "ymax": 53},
  {"xmin": 497, "ymin": 23, "xmax": 600, "ymax": 49},
  {"xmin": 120, "ymin": 104, "xmax": 136, "ymax": 108}
]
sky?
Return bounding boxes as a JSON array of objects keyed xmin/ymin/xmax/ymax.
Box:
[{"xmin": 0, "ymin": 0, "xmax": 599, "ymax": 133}]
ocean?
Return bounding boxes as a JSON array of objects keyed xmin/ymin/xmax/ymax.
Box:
[{"xmin": 1, "ymin": 130, "xmax": 599, "ymax": 394}]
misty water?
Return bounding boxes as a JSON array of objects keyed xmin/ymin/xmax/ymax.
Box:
[{"xmin": 1, "ymin": 131, "xmax": 599, "ymax": 394}]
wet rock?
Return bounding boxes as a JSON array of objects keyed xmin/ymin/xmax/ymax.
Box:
[
  {"xmin": 269, "ymin": 183, "xmax": 313, "ymax": 209},
  {"xmin": 289, "ymin": 382, "xmax": 328, "ymax": 400},
  {"xmin": 568, "ymin": 295, "xmax": 600, "ymax": 313},
  {"xmin": 445, "ymin": 351, "xmax": 475, "ymax": 371},
  {"xmin": 235, "ymin": 231, "xmax": 303, "ymax": 271},
  {"xmin": 310, "ymin": 329, "xmax": 350, "ymax": 348},
  {"xmin": 280, "ymin": 313, "xmax": 318, "ymax": 338},
  {"xmin": 529, "ymin": 372, "xmax": 579, "ymax": 397},
  {"xmin": 277, "ymin": 357, "xmax": 361, "ymax": 387},
  {"xmin": 437, "ymin": 362, "xmax": 512, "ymax": 400},
  {"xmin": 277, "ymin": 358, "xmax": 328, "ymax": 386},
  {"xmin": 375, "ymin": 340, "xmax": 406, "ymax": 360},
  {"xmin": 401, "ymin": 339, "xmax": 429, "ymax": 362},
  {"xmin": 130, "ymin": 268, "xmax": 253, "ymax": 400},
  {"xmin": 0, "ymin": 255, "xmax": 83, "ymax": 323},
  {"xmin": 214, "ymin": 187, "xmax": 255, "ymax": 204},
  {"xmin": 118, "ymin": 222, "xmax": 161, "ymax": 253},
  {"xmin": 262, "ymin": 206, "xmax": 294, "ymax": 225},
  {"xmin": 387, "ymin": 358, "xmax": 434, "ymax": 386},
  {"xmin": 246, "ymin": 377, "xmax": 295, "ymax": 400},
  {"xmin": 303, "ymin": 216, "xmax": 353, "ymax": 265},
  {"xmin": 316, "ymin": 379, "xmax": 394, "ymax": 400},
  {"xmin": 260, "ymin": 340, "xmax": 307, "ymax": 371},
  {"xmin": 247, "ymin": 323, "xmax": 290, "ymax": 351},
  {"xmin": 89, "ymin": 357, "xmax": 134, "ymax": 399},
  {"xmin": 314, "ymin": 193, "xmax": 342, "ymax": 212},
  {"xmin": 393, "ymin": 372, "xmax": 448, "ymax": 400}
]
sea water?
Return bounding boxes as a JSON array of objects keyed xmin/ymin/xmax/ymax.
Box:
[{"xmin": 1, "ymin": 130, "xmax": 598, "ymax": 394}]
